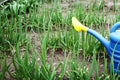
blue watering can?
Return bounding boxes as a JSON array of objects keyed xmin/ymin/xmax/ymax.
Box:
[{"xmin": 72, "ymin": 17, "xmax": 120, "ymax": 74}]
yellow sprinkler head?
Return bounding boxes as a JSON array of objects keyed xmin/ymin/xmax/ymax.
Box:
[{"xmin": 72, "ymin": 17, "xmax": 89, "ymax": 32}]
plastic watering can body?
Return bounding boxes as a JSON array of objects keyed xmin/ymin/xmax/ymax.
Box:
[
  {"xmin": 72, "ymin": 17, "xmax": 120, "ymax": 74},
  {"xmin": 109, "ymin": 23, "xmax": 120, "ymax": 74}
]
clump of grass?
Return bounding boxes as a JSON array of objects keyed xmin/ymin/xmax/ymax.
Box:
[
  {"xmin": 0, "ymin": 56, "xmax": 7, "ymax": 80},
  {"xmin": 0, "ymin": 0, "xmax": 40, "ymax": 52},
  {"xmin": 0, "ymin": 14, "xmax": 26, "ymax": 52},
  {"xmin": 68, "ymin": 56, "xmax": 88, "ymax": 80}
]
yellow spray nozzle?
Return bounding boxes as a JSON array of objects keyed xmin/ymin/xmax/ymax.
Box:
[{"xmin": 72, "ymin": 17, "xmax": 88, "ymax": 32}]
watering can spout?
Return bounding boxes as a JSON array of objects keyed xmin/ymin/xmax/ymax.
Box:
[
  {"xmin": 87, "ymin": 29, "xmax": 110, "ymax": 53},
  {"xmin": 72, "ymin": 17, "xmax": 110, "ymax": 53}
]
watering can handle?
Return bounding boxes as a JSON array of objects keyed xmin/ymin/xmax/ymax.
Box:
[{"xmin": 110, "ymin": 22, "xmax": 120, "ymax": 33}]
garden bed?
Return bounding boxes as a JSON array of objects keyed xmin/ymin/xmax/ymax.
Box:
[{"xmin": 0, "ymin": 0, "xmax": 120, "ymax": 80}]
